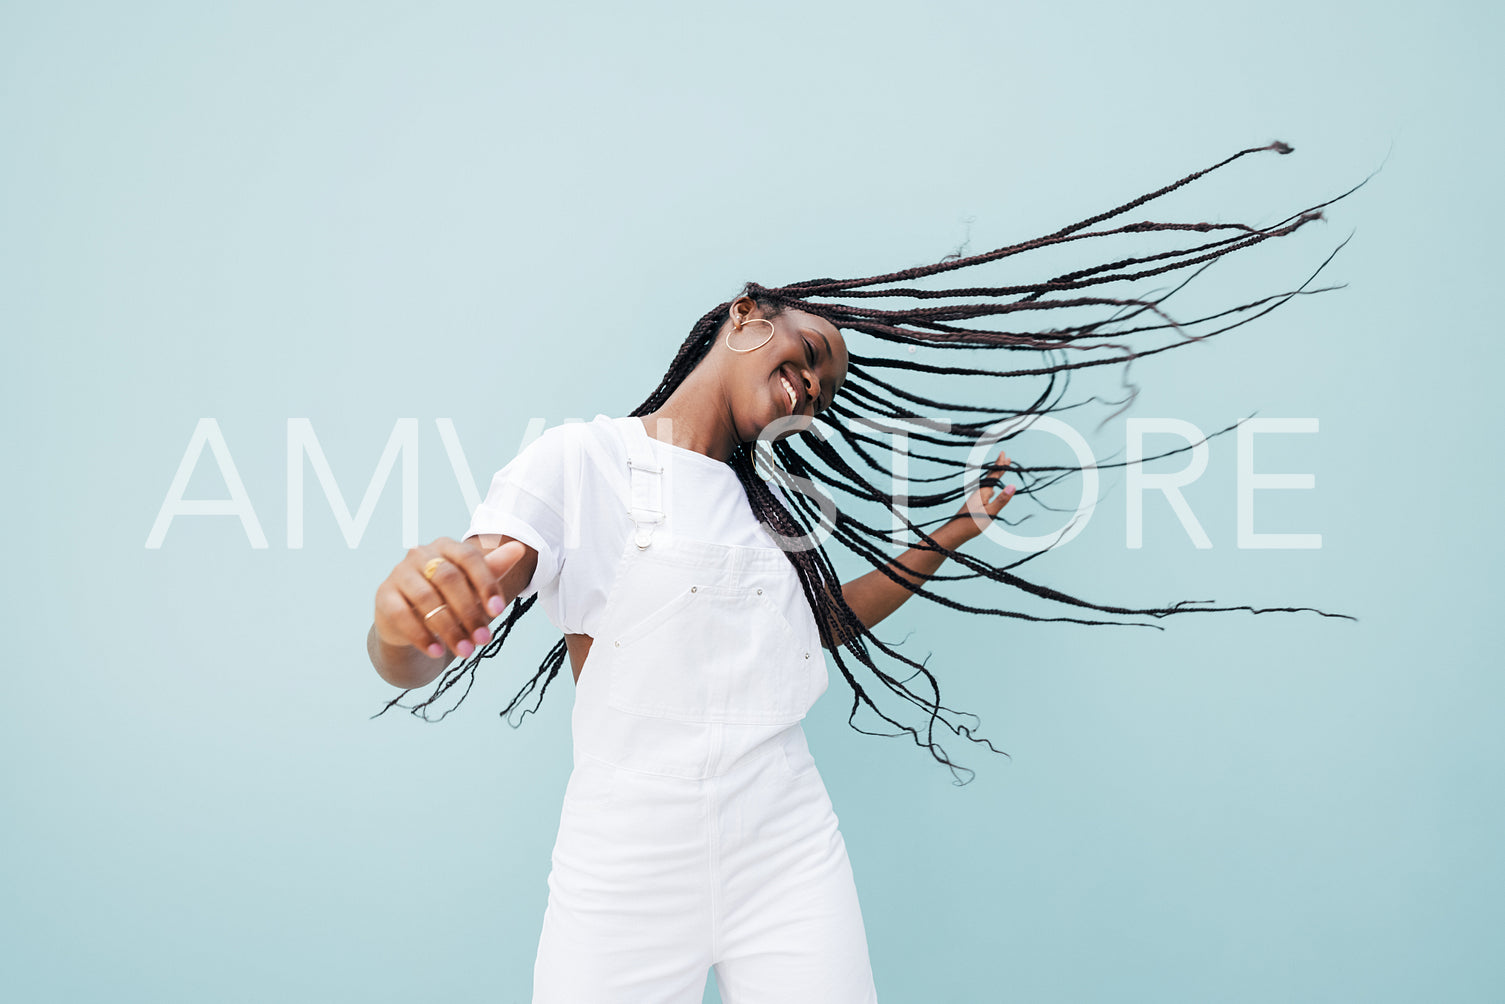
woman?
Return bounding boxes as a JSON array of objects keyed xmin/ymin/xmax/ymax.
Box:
[
  {"xmin": 369, "ymin": 293, "xmax": 1009, "ymax": 1001},
  {"xmin": 367, "ymin": 141, "xmax": 1355, "ymax": 1002}
]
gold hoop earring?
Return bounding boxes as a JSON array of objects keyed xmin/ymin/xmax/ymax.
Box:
[{"xmin": 726, "ymin": 318, "xmax": 775, "ymax": 353}]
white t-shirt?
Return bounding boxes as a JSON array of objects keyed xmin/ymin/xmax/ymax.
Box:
[{"xmin": 464, "ymin": 414, "xmax": 793, "ymax": 637}]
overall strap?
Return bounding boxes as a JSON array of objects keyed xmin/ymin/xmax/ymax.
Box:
[{"xmin": 619, "ymin": 417, "xmax": 665, "ymax": 549}]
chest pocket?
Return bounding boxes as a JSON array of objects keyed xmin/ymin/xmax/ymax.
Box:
[{"xmin": 603, "ymin": 563, "xmax": 817, "ymax": 726}]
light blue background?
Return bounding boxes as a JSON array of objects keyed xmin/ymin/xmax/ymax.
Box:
[{"xmin": 3, "ymin": 2, "xmax": 1498, "ymax": 1001}]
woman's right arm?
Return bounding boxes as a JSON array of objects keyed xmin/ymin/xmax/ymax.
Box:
[{"xmin": 368, "ymin": 534, "xmax": 539, "ymax": 690}]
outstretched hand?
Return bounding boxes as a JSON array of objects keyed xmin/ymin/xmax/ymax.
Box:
[
  {"xmin": 944, "ymin": 448, "xmax": 1016, "ymax": 547},
  {"xmin": 373, "ymin": 536, "xmax": 535, "ymax": 661}
]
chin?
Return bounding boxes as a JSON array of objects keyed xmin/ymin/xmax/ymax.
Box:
[{"xmin": 756, "ymin": 413, "xmax": 814, "ymax": 444}]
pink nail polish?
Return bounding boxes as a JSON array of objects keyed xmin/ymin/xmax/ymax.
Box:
[
  {"xmin": 427, "ymin": 643, "xmax": 444, "ymax": 658},
  {"xmin": 456, "ymin": 640, "xmax": 474, "ymax": 657},
  {"xmin": 1004, "ymin": 485, "xmax": 1016, "ymax": 495},
  {"xmin": 488, "ymin": 595, "xmax": 506, "ymax": 616},
  {"xmin": 473, "ymin": 626, "xmax": 492, "ymax": 645}
]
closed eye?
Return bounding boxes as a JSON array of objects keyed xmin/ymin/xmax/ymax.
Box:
[{"xmin": 802, "ymin": 338, "xmax": 825, "ymax": 412}]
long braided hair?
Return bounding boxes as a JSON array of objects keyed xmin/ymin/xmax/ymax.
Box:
[{"xmin": 377, "ymin": 140, "xmax": 1363, "ymax": 782}]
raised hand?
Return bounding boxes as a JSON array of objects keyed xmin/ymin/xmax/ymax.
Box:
[
  {"xmin": 946, "ymin": 448, "xmax": 1016, "ymax": 546},
  {"xmin": 373, "ymin": 536, "xmax": 536, "ymax": 662}
]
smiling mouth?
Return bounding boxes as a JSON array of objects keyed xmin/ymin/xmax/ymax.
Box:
[{"xmin": 778, "ymin": 372, "xmax": 799, "ymax": 412}]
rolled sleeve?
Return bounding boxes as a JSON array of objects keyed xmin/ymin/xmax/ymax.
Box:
[
  {"xmin": 463, "ymin": 431, "xmax": 573, "ymax": 603},
  {"xmin": 464, "ymin": 502, "xmax": 561, "ymax": 603}
]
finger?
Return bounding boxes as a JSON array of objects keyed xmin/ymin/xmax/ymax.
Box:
[
  {"xmin": 483, "ymin": 538, "xmax": 529, "ymax": 579},
  {"xmin": 420, "ymin": 603, "xmax": 469, "ymax": 659},
  {"xmin": 484, "ymin": 538, "xmax": 532, "ymax": 593},
  {"xmin": 985, "ymin": 483, "xmax": 1017, "ymax": 514},
  {"xmin": 397, "ymin": 565, "xmax": 476, "ymax": 658},
  {"xmin": 437, "ymin": 537, "xmax": 511, "ymax": 622},
  {"xmin": 375, "ymin": 584, "xmax": 447, "ymax": 659},
  {"xmin": 420, "ymin": 546, "xmax": 494, "ymax": 646},
  {"xmin": 484, "ymin": 539, "xmax": 537, "ymax": 604},
  {"xmin": 979, "ymin": 454, "xmax": 1009, "ymax": 488}
]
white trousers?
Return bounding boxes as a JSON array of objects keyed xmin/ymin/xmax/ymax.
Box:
[{"xmin": 533, "ymin": 730, "xmax": 876, "ymax": 1003}]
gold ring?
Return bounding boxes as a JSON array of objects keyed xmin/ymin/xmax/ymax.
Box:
[
  {"xmin": 423, "ymin": 603, "xmax": 448, "ymax": 621},
  {"xmin": 422, "ymin": 557, "xmax": 446, "ymax": 581}
]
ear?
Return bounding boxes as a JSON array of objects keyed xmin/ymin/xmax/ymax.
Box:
[{"xmin": 729, "ymin": 295, "xmax": 758, "ymax": 325}]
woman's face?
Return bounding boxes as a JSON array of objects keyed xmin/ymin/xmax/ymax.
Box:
[{"xmin": 720, "ymin": 297, "xmax": 849, "ymax": 444}]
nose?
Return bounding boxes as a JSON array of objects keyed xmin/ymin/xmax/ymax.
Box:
[{"xmin": 801, "ymin": 368, "xmax": 821, "ymax": 413}]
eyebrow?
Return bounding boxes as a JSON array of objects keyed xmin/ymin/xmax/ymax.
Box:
[
  {"xmin": 809, "ymin": 328, "xmax": 844, "ymax": 410},
  {"xmin": 815, "ymin": 330, "xmax": 834, "ymax": 362}
]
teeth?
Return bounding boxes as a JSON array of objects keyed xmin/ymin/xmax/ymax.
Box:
[{"xmin": 780, "ymin": 375, "xmax": 797, "ymax": 410}]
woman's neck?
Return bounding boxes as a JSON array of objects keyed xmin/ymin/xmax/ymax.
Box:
[{"xmin": 637, "ymin": 371, "xmax": 738, "ymax": 462}]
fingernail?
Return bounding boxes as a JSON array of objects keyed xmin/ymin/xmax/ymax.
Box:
[
  {"xmin": 488, "ymin": 595, "xmax": 505, "ymax": 616},
  {"xmin": 427, "ymin": 643, "xmax": 444, "ymax": 658},
  {"xmin": 1004, "ymin": 485, "xmax": 1016, "ymax": 495},
  {"xmin": 456, "ymin": 640, "xmax": 474, "ymax": 657},
  {"xmin": 472, "ymin": 626, "xmax": 492, "ymax": 645}
]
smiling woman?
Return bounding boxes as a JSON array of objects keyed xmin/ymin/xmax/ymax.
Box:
[
  {"xmin": 639, "ymin": 296, "xmax": 850, "ymax": 456},
  {"xmin": 365, "ymin": 139, "xmax": 1360, "ymax": 1003}
]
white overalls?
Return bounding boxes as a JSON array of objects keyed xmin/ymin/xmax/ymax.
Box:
[{"xmin": 532, "ymin": 417, "xmax": 879, "ymax": 1003}]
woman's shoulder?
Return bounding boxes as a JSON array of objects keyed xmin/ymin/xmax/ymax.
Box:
[
  {"xmin": 518, "ymin": 414, "xmax": 629, "ymax": 458},
  {"xmin": 565, "ymin": 414, "xmax": 635, "ymax": 496},
  {"xmin": 495, "ymin": 416, "xmax": 631, "ymax": 500}
]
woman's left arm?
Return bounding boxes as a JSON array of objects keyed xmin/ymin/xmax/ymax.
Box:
[{"xmin": 823, "ymin": 449, "xmax": 1014, "ymax": 648}]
